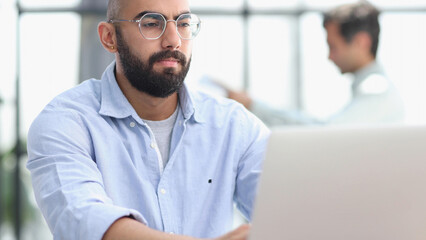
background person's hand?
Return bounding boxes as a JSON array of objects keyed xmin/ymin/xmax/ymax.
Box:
[{"xmin": 227, "ymin": 90, "xmax": 253, "ymax": 110}]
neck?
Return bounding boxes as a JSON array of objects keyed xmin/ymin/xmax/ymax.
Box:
[
  {"xmin": 354, "ymin": 54, "xmax": 375, "ymax": 73},
  {"xmin": 115, "ymin": 67, "xmax": 179, "ymax": 121}
]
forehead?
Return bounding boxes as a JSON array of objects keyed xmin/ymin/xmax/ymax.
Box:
[{"xmin": 120, "ymin": 0, "xmax": 190, "ymax": 18}]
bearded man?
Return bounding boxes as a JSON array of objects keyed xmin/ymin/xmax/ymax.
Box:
[{"xmin": 26, "ymin": 0, "xmax": 269, "ymax": 239}]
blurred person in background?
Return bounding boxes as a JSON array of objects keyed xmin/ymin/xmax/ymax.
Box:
[
  {"xmin": 228, "ymin": 0, "xmax": 404, "ymax": 126},
  {"xmin": 26, "ymin": 0, "xmax": 269, "ymax": 239}
]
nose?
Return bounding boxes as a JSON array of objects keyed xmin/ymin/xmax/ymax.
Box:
[{"xmin": 161, "ymin": 21, "xmax": 182, "ymax": 50}]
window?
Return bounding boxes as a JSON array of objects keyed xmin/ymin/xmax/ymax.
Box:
[
  {"xmin": 20, "ymin": 13, "xmax": 81, "ymax": 135},
  {"xmin": 19, "ymin": 0, "xmax": 81, "ymax": 8}
]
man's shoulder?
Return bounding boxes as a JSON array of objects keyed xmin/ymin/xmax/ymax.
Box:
[
  {"xmin": 190, "ymin": 88, "xmax": 250, "ymax": 118},
  {"xmin": 191, "ymin": 89, "xmax": 240, "ymax": 107},
  {"xmin": 358, "ymin": 74, "xmax": 391, "ymax": 95},
  {"xmin": 47, "ymin": 78, "xmax": 102, "ymax": 111},
  {"xmin": 189, "ymin": 88, "xmax": 267, "ymax": 129},
  {"xmin": 29, "ymin": 79, "xmax": 103, "ymax": 139}
]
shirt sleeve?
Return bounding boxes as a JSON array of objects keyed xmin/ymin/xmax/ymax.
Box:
[
  {"xmin": 251, "ymin": 100, "xmax": 324, "ymax": 126},
  {"xmin": 26, "ymin": 108, "xmax": 147, "ymax": 240},
  {"xmin": 233, "ymin": 108, "xmax": 271, "ymax": 221}
]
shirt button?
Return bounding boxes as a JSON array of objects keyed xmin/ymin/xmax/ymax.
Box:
[
  {"xmin": 129, "ymin": 122, "xmax": 136, "ymax": 128},
  {"xmin": 160, "ymin": 188, "xmax": 166, "ymax": 194},
  {"xmin": 150, "ymin": 143, "xmax": 156, "ymax": 149}
]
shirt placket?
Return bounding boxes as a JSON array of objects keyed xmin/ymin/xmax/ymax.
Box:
[{"xmin": 156, "ymin": 114, "xmax": 188, "ymax": 234}]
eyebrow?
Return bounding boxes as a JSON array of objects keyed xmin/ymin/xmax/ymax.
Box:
[{"xmin": 133, "ymin": 10, "xmax": 191, "ymax": 20}]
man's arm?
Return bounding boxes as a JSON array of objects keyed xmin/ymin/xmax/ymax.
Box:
[
  {"xmin": 103, "ymin": 217, "xmax": 194, "ymax": 240},
  {"xmin": 103, "ymin": 217, "xmax": 251, "ymax": 240},
  {"xmin": 233, "ymin": 108, "xmax": 271, "ymax": 221},
  {"xmin": 27, "ymin": 109, "xmax": 147, "ymax": 239}
]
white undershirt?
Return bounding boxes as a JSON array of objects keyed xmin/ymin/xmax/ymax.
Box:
[{"xmin": 143, "ymin": 104, "xmax": 179, "ymax": 167}]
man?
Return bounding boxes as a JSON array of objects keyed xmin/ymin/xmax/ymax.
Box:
[
  {"xmin": 322, "ymin": 0, "xmax": 404, "ymax": 124},
  {"xmin": 26, "ymin": 0, "xmax": 269, "ymax": 239},
  {"xmin": 228, "ymin": 0, "xmax": 404, "ymax": 126}
]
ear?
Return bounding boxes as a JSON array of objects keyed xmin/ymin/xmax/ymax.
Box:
[
  {"xmin": 353, "ymin": 32, "xmax": 372, "ymax": 53},
  {"xmin": 98, "ymin": 22, "xmax": 118, "ymax": 53}
]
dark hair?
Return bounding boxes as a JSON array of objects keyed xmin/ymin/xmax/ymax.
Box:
[{"xmin": 323, "ymin": 1, "xmax": 380, "ymax": 57}]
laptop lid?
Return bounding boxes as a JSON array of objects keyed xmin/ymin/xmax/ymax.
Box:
[{"xmin": 249, "ymin": 125, "xmax": 426, "ymax": 240}]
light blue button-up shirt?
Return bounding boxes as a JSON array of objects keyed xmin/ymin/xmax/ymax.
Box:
[{"xmin": 27, "ymin": 61, "xmax": 270, "ymax": 240}]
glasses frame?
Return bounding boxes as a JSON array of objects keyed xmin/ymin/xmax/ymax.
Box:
[{"xmin": 108, "ymin": 12, "xmax": 201, "ymax": 40}]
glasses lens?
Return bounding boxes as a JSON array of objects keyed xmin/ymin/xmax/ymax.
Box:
[
  {"xmin": 140, "ymin": 13, "xmax": 165, "ymax": 39},
  {"xmin": 177, "ymin": 14, "xmax": 201, "ymax": 40}
]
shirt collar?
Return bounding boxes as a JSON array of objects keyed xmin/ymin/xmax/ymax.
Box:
[
  {"xmin": 99, "ymin": 61, "xmax": 205, "ymax": 123},
  {"xmin": 178, "ymin": 83, "xmax": 205, "ymax": 123},
  {"xmin": 99, "ymin": 61, "xmax": 137, "ymax": 119}
]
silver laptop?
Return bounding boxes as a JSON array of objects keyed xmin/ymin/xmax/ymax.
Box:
[{"xmin": 249, "ymin": 125, "xmax": 426, "ymax": 240}]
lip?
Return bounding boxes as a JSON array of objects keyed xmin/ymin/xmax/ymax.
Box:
[{"xmin": 157, "ymin": 58, "xmax": 180, "ymax": 67}]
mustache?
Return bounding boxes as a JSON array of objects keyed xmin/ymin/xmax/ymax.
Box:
[{"xmin": 149, "ymin": 50, "xmax": 187, "ymax": 67}]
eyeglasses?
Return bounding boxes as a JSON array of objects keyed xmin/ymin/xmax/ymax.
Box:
[{"xmin": 108, "ymin": 13, "xmax": 201, "ymax": 40}]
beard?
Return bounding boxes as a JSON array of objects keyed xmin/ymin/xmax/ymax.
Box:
[{"xmin": 115, "ymin": 28, "xmax": 191, "ymax": 98}]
